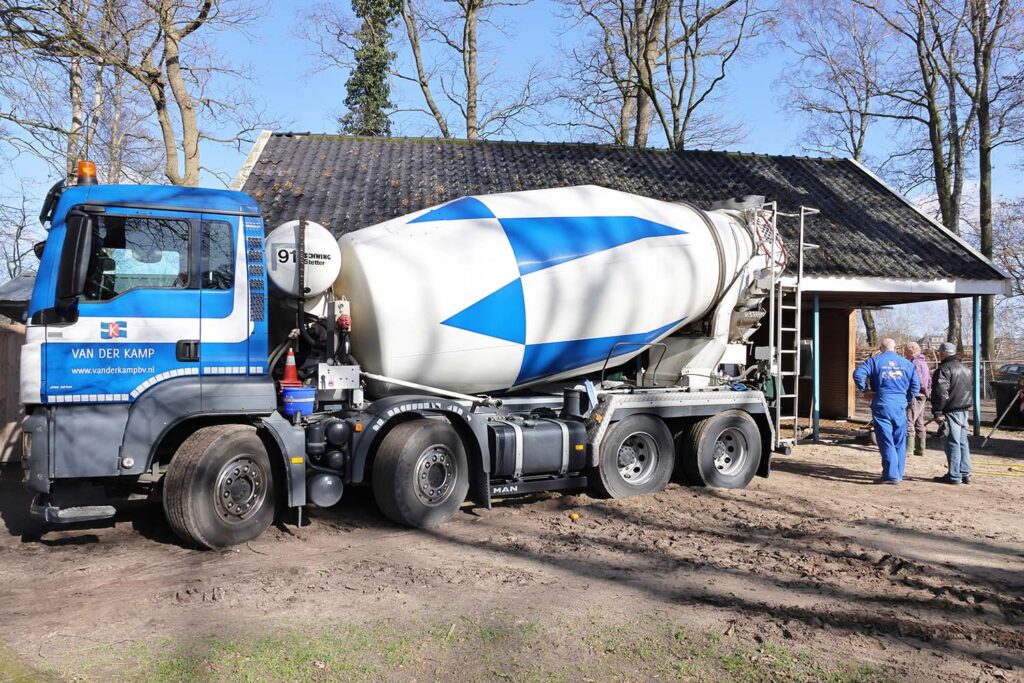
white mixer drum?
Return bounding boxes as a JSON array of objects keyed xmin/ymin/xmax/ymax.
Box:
[
  {"xmin": 336, "ymin": 185, "xmax": 756, "ymax": 394},
  {"xmin": 265, "ymin": 220, "xmax": 341, "ymax": 298}
]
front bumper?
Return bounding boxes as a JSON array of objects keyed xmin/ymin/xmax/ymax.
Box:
[{"xmin": 21, "ymin": 410, "xmax": 50, "ymax": 494}]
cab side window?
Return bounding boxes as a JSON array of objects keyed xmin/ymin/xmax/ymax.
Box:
[
  {"xmin": 201, "ymin": 220, "xmax": 234, "ymax": 290},
  {"xmin": 82, "ymin": 216, "xmax": 191, "ymax": 301}
]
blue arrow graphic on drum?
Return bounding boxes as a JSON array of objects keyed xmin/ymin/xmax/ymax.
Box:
[
  {"xmin": 499, "ymin": 215, "xmax": 683, "ymax": 275},
  {"xmin": 441, "ymin": 278, "xmax": 526, "ymax": 344},
  {"xmin": 409, "ymin": 197, "xmax": 495, "ymax": 223}
]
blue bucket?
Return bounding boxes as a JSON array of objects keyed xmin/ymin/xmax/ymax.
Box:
[{"xmin": 281, "ymin": 386, "xmax": 316, "ymax": 417}]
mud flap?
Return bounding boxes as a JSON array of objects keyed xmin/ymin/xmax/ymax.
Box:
[{"xmin": 259, "ymin": 412, "xmax": 307, "ymax": 507}]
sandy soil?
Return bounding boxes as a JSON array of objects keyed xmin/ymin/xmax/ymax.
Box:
[{"xmin": 0, "ymin": 428, "xmax": 1021, "ymax": 682}]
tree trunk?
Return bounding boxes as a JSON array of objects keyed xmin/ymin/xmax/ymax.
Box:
[
  {"xmin": 108, "ymin": 67, "xmax": 125, "ymax": 183},
  {"xmin": 146, "ymin": 76, "xmax": 183, "ymax": 186},
  {"xmin": 83, "ymin": 61, "xmax": 103, "ymax": 162},
  {"xmin": 162, "ymin": 28, "xmax": 201, "ymax": 186},
  {"xmin": 861, "ymin": 309, "xmax": 878, "ymax": 347},
  {"xmin": 463, "ymin": 2, "xmax": 479, "ymax": 139},
  {"xmin": 632, "ymin": 0, "xmax": 666, "ymax": 147},
  {"xmin": 948, "ymin": 299, "xmax": 963, "ymax": 351},
  {"xmin": 66, "ymin": 55, "xmax": 84, "ymax": 183},
  {"xmin": 82, "ymin": 0, "xmax": 110, "ymax": 164},
  {"xmin": 977, "ymin": 46, "xmax": 995, "ymax": 362},
  {"xmin": 617, "ymin": 85, "xmax": 636, "ymax": 145},
  {"xmin": 633, "ymin": 92, "xmax": 652, "ymax": 147},
  {"xmin": 402, "ymin": 0, "xmax": 450, "ymax": 138}
]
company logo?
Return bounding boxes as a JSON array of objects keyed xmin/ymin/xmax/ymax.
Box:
[{"xmin": 100, "ymin": 321, "xmax": 128, "ymax": 340}]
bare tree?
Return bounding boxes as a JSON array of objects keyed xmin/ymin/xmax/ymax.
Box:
[
  {"xmin": 1, "ymin": 0, "xmax": 273, "ymax": 186},
  {"xmin": 0, "ymin": 185, "xmax": 44, "ymax": 279},
  {"xmin": 948, "ymin": 0, "xmax": 1024, "ymax": 362},
  {"xmin": 776, "ymin": 0, "xmax": 900, "ymax": 346},
  {"xmin": 559, "ymin": 0, "xmax": 767, "ymax": 149},
  {"xmin": 990, "ymin": 198, "xmax": 1024, "ymax": 296},
  {"xmin": 851, "ymin": 0, "xmax": 981, "ymax": 349},
  {"xmin": 305, "ymin": 0, "xmax": 545, "ymax": 139},
  {"xmin": 556, "ymin": 12, "xmax": 638, "ymax": 144},
  {"xmin": 397, "ymin": 0, "xmax": 548, "ymax": 139},
  {"xmin": 0, "ymin": 0, "xmax": 98, "ymax": 182},
  {"xmin": 0, "ymin": 11, "xmax": 163, "ymax": 184},
  {"xmin": 776, "ymin": 1, "xmax": 896, "ymax": 161},
  {"xmin": 982, "ymin": 197, "xmax": 1024, "ymax": 340}
]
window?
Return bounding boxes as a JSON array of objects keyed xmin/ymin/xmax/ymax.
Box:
[
  {"xmin": 82, "ymin": 215, "xmax": 191, "ymax": 302},
  {"xmin": 202, "ymin": 220, "xmax": 234, "ymax": 290}
]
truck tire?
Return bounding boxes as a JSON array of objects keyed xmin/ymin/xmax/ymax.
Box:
[
  {"xmin": 678, "ymin": 410, "xmax": 761, "ymax": 488},
  {"xmin": 372, "ymin": 419, "xmax": 469, "ymax": 528},
  {"xmin": 163, "ymin": 424, "xmax": 276, "ymax": 549},
  {"xmin": 591, "ymin": 415, "xmax": 675, "ymax": 499}
]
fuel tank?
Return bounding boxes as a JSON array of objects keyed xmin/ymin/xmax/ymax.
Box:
[{"xmin": 335, "ymin": 185, "xmax": 757, "ymax": 394}]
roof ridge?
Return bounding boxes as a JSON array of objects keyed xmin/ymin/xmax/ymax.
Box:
[{"xmin": 267, "ymin": 131, "xmax": 842, "ymax": 162}]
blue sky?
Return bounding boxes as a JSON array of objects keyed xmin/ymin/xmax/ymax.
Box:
[{"xmin": 8, "ymin": 0, "xmax": 1024, "ymax": 202}]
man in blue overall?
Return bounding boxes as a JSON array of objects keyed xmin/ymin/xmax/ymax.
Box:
[{"xmin": 853, "ymin": 338, "xmax": 921, "ymax": 484}]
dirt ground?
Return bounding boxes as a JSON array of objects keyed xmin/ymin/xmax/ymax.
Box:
[{"xmin": 0, "ymin": 425, "xmax": 1022, "ymax": 682}]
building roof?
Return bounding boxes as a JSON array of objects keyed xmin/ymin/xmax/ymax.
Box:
[
  {"xmin": 0, "ymin": 273, "xmax": 34, "ymax": 321},
  {"xmin": 0, "ymin": 274, "xmax": 33, "ymax": 303},
  {"xmin": 238, "ymin": 133, "xmax": 1006, "ymax": 289}
]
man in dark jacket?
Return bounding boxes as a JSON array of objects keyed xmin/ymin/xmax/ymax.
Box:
[{"xmin": 931, "ymin": 342, "xmax": 973, "ymax": 485}]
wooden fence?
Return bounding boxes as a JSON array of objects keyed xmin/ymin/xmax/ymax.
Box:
[{"xmin": 0, "ymin": 322, "xmax": 25, "ymax": 464}]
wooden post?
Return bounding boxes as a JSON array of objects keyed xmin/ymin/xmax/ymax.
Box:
[{"xmin": 0, "ymin": 322, "xmax": 26, "ymax": 464}]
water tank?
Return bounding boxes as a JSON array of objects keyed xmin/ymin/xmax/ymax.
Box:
[
  {"xmin": 335, "ymin": 185, "xmax": 758, "ymax": 394},
  {"xmin": 265, "ymin": 220, "xmax": 341, "ymax": 298}
]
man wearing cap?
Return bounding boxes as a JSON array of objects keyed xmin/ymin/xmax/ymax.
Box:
[
  {"xmin": 904, "ymin": 342, "xmax": 932, "ymax": 457},
  {"xmin": 931, "ymin": 342, "xmax": 973, "ymax": 485},
  {"xmin": 853, "ymin": 338, "xmax": 920, "ymax": 484}
]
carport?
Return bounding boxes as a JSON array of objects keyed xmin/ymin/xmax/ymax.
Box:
[
  {"xmin": 234, "ymin": 132, "xmax": 1011, "ymax": 439},
  {"xmin": 799, "ymin": 161, "xmax": 1009, "ymax": 439}
]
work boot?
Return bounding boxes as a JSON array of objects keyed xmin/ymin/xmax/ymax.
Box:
[
  {"xmin": 962, "ymin": 474, "xmax": 972, "ymax": 485},
  {"xmin": 906, "ymin": 435, "xmax": 916, "ymax": 457},
  {"xmin": 932, "ymin": 474, "xmax": 961, "ymax": 485},
  {"xmin": 914, "ymin": 436, "xmax": 925, "ymax": 457}
]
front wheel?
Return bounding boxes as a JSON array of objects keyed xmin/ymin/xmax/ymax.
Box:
[
  {"xmin": 162, "ymin": 424, "xmax": 276, "ymax": 549},
  {"xmin": 372, "ymin": 419, "xmax": 469, "ymax": 528},
  {"xmin": 590, "ymin": 414, "xmax": 675, "ymax": 498},
  {"xmin": 677, "ymin": 410, "xmax": 761, "ymax": 488}
]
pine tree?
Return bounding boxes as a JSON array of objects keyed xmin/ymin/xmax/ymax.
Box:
[{"xmin": 340, "ymin": 0, "xmax": 401, "ymax": 136}]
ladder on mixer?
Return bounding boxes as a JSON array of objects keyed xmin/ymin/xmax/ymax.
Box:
[{"xmin": 764, "ymin": 204, "xmax": 817, "ymax": 450}]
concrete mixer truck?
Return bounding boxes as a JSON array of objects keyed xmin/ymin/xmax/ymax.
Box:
[{"xmin": 19, "ymin": 161, "xmax": 810, "ymax": 548}]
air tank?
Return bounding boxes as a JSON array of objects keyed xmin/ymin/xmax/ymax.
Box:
[{"xmin": 335, "ymin": 185, "xmax": 759, "ymax": 394}]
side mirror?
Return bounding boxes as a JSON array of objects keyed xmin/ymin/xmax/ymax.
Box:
[
  {"xmin": 57, "ymin": 210, "xmax": 94, "ymax": 301},
  {"xmin": 56, "ymin": 211, "xmax": 94, "ymax": 302},
  {"xmin": 30, "ymin": 211, "xmax": 96, "ymax": 325}
]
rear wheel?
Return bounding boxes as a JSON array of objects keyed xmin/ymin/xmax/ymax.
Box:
[
  {"xmin": 163, "ymin": 424, "xmax": 276, "ymax": 549},
  {"xmin": 372, "ymin": 419, "xmax": 469, "ymax": 528},
  {"xmin": 591, "ymin": 415, "xmax": 674, "ymax": 498},
  {"xmin": 678, "ymin": 410, "xmax": 761, "ymax": 488}
]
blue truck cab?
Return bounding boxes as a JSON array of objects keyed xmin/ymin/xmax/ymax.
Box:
[{"xmin": 21, "ymin": 179, "xmax": 283, "ymax": 541}]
